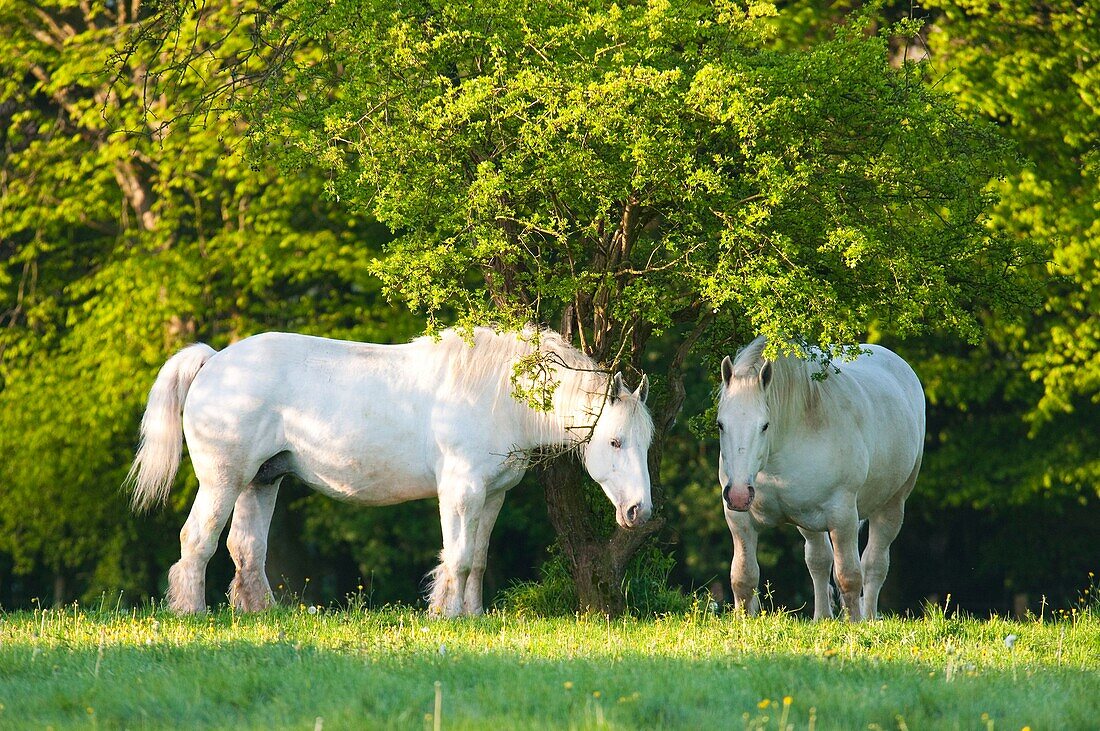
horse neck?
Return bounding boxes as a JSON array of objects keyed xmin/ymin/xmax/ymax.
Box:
[
  {"xmin": 517, "ymin": 366, "xmax": 606, "ymax": 452},
  {"xmin": 428, "ymin": 328, "xmax": 603, "ymax": 451}
]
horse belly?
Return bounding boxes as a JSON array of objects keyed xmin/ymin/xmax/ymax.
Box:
[
  {"xmin": 298, "ymin": 467, "xmax": 438, "ymax": 506},
  {"xmin": 854, "ymin": 460, "xmax": 918, "ymax": 518},
  {"xmin": 848, "ymin": 350, "xmax": 925, "ymax": 514},
  {"xmin": 854, "ymin": 416, "xmax": 923, "ymax": 517},
  {"xmin": 286, "ymin": 426, "xmax": 439, "ymax": 505}
]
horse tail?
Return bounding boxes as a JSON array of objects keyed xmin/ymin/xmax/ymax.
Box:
[{"xmin": 126, "ymin": 343, "xmax": 217, "ymax": 512}]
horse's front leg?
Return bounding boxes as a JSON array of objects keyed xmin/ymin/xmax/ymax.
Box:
[
  {"xmin": 797, "ymin": 527, "xmax": 835, "ymax": 620},
  {"xmin": 724, "ymin": 508, "xmax": 761, "ymax": 615},
  {"xmin": 462, "ymin": 487, "xmax": 507, "ymax": 616},
  {"xmin": 430, "ymin": 470, "xmax": 486, "ymax": 618},
  {"xmin": 829, "ymin": 510, "xmax": 864, "ymax": 622}
]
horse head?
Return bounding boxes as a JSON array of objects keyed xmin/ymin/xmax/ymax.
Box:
[
  {"xmin": 717, "ymin": 339, "xmax": 774, "ymax": 512},
  {"xmin": 583, "ymin": 372, "xmax": 654, "ymax": 529}
]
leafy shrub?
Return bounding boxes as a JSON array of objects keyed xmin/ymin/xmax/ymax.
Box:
[{"xmin": 497, "ymin": 545, "xmax": 693, "ymax": 617}]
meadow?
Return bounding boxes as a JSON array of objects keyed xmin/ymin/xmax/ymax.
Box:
[{"xmin": 0, "ymin": 599, "xmax": 1097, "ymax": 730}]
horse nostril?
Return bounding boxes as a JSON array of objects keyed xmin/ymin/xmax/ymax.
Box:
[{"xmin": 626, "ymin": 503, "xmax": 640, "ymax": 524}]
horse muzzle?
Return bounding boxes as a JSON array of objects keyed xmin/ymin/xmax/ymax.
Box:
[
  {"xmin": 723, "ymin": 483, "xmax": 755, "ymax": 512},
  {"xmin": 616, "ymin": 502, "xmax": 651, "ymax": 530}
]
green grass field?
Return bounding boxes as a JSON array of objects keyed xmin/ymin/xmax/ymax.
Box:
[{"xmin": 0, "ymin": 602, "xmax": 1097, "ymax": 730}]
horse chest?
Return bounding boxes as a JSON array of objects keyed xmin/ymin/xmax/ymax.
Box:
[{"xmin": 750, "ymin": 484, "xmax": 831, "ymax": 532}]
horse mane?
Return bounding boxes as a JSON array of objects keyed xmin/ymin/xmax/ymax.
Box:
[
  {"xmin": 730, "ymin": 335, "xmax": 826, "ymax": 428},
  {"xmin": 415, "ymin": 327, "xmax": 649, "ymax": 450}
]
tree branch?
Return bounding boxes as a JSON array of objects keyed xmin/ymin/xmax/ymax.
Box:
[
  {"xmin": 610, "ymin": 516, "xmax": 666, "ymax": 574},
  {"xmin": 112, "ymin": 158, "xmax": 158, "ymax": 231},
  {"xmin": 27, "ymin": 3, "xmax": 77, "ymax": 47},
  {"xmin": 657, "ymin": 309, "xmax": 710, "ymax": 436}
]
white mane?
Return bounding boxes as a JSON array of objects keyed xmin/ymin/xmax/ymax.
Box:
[
  {"xmin": 728, "ymin": 335, "xmax": 826, "ymax": 428},
  {"xmin": 417, "ymin": 327, "xmax": 652, "ymax": 451}
]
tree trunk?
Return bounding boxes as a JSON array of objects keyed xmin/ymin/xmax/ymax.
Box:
[
  {"xmin": 540, "ymin": 455, "xmax": 663, "ymax": 616},
  {"xmin": 541, "ymin": 313, "xmax": 705, "ymax": 616},
  {"xmin": 53, "ymin": 572, "xmax": 66, "ymax": 607}
]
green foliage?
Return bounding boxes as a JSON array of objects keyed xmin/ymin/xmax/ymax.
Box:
[
  {"xmin": 233, "ymin": 0, "xmax": 1031, "ymax": 361},
  {"xmin": 660, "ymin": 0, "xmax": 1099, "ymax": 615},
  {"xmin": 0, "ymin": 0, "xmax": 414, "ymax": 600},
  {"xmin": 497, "ymin": 545, "xmax": 694, "ymax": 617},
  {"xmin": 915, "ymin": 0, "xmax": 1100, "ymax": 493},
  {"xmin": 494, "ymin": 548, "xmax": 579, "ymax": 617},
  {"xmin": 211, "ymin": 0, "xmax": 1040, "ymax": 613},
  {"xmin": 1, "ymin": 0, "xmax": 1088, "ymax": 618}
]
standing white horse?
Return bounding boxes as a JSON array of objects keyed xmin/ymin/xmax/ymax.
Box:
[
  {"xmin": 716, "ymin": 336, "xmax": 925, "ymax": 621},
  {"xmin": 127, "ymin": 327, "xmax": 653, "ymax": 617}
]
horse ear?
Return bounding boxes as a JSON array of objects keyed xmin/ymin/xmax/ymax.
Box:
[
  {"xmin": 721, "ymin": 356, "xmax": 734, "ymax": 387},
  {"xmin": 611, "ymin": 372, "xmax": 626, "ymax": 402},
  {"xmin": 760, "ymin": 361, "xmax": 773, "ymax": 390},
  {"xmin": 634, "ymin": 374, "xmax": 650, "ymax": 404}
]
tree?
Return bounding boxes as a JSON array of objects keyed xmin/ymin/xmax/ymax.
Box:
[
  {"xmin": 905, "ymin": 0, "xmax": 1100, "ymax": 607},
  {"xmin": 139, "ymin": 0, "xmax": 1031, "ymax": 613},
  {"xmin": 0, "ymin": 0, "xmax": 409, "ymax": 603},
  {"xmin": 919, "ymin": 0, "xmax": 1100, "ymax": 483}
]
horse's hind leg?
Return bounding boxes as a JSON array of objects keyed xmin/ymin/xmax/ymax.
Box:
[
  {"xmin": 861, "ymin": 492, "xmax": 907, "ymax": 620},
  {"xmin": 798, "ymin": 528, "xmax": 835, "ymax": 620},
  {"xmin": 167, "ymin": 477, "xmax": 240, "ymax": 613},
  {"xmin": 227, "ymin": 480, "xmax": 281, "ymax": 612}
]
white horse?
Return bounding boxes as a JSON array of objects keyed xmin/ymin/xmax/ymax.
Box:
[
  {"xmin": 127, "ymin": 327, "xmax": 653, "ymax": 617},
  {"xmin": 716, "ymin": 336, "xmax": 925, "ymax": 621}
]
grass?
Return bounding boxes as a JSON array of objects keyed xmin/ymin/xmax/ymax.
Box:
[{"xmin": 0, "ymin": 601, "xmax": 1097, "ymax": 730}]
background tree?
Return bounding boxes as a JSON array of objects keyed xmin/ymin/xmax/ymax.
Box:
[
  {"xmin": 0, "ymin": 0, "xmax": 413, "ymax": 603},
  {"xmin": 907, "ymin": 0, "xmax": 1100, "ymax": 608},
  {"xmin": 7, "ymin": 0, "xmax": 1092, "ymax": 617}
]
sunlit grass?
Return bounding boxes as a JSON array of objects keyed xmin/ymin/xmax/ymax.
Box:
[{"xmin": 0, "ymin": 601, "xmax": 1097, "ymax": 729}]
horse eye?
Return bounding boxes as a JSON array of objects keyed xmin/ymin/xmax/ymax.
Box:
[
  {"xmin": 717, "ymin": 421, "xmax": 724, "ymax": 432},
  {"xmin": 610, "ymin": 438, "xmax": 622, "ymax": 449},
  {"xmin": 762, "ymin": 422, "xmax": 770, "ymax": 433}
]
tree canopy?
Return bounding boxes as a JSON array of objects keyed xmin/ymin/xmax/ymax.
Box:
[
  {"xmin": 0, "ymin": 0, "xmax": 411, "ymax": 599},
  {"xmin": 220, "ymin": 0, "xmax": 1032, "ymax": 361}
]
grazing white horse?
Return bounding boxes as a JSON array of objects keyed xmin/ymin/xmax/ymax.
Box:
[
  {"xmin": 127, "ymin": 327, "xmax": 653, "ymax": 617},
  {"xmin": 716, "ymin": 336, "xmax": 925, "ymax": 621}
]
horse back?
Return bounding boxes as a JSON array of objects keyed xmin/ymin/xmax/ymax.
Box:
[
  {"xmin": 179, "ymin": 333, "xmax": 441, "ymax": 498},
  {"xmin": 840, "ymin": 345, "xmax": 926, "ymax": 506},
  {"xmin": 178, "ymin": 332, "xmax": 527, "ymax": 502}
]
